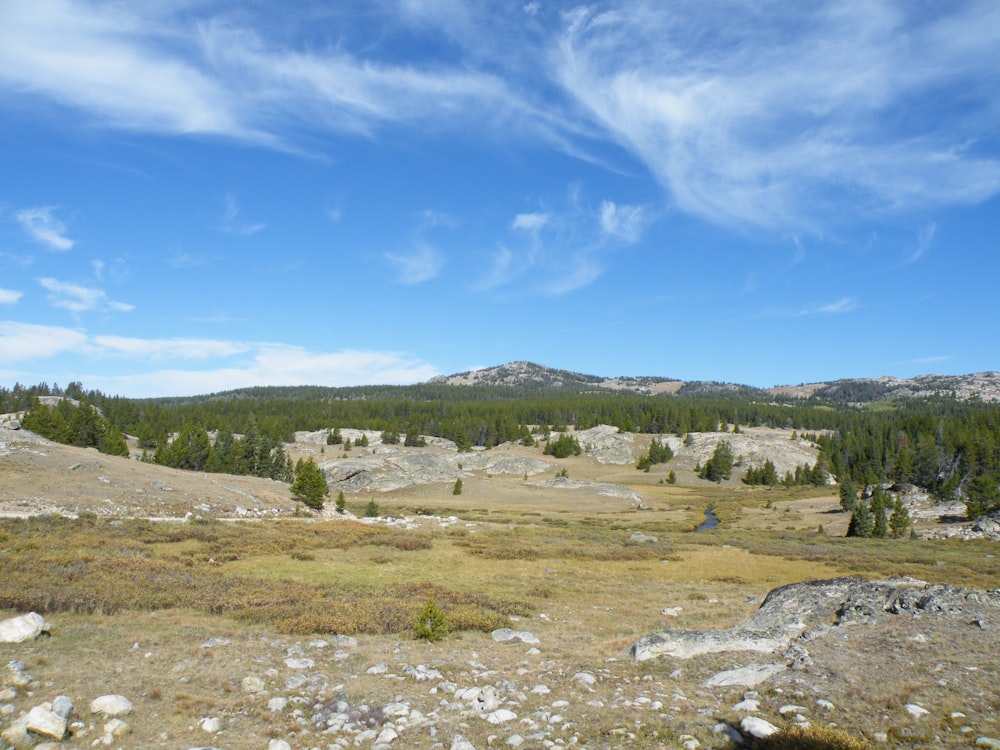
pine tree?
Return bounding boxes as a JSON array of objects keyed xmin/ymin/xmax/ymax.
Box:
[
  {"xmin": 847, "ymin": 499, "xmax": 873, "ymax": 537},
  {"xmin": 99, "ymin": 423, "xmax": 130, "ymax": 457},
  {"xmin": 453, "ymin": 478, "xmax": 463, "ymax": 495},
  {"xmin": 889, "ymin": 496, "xmax": 911, "ymax": 538},
  {"xmin": 839, "ymin": 478, "xmax": 858, "ymax": 512},
  {"xmin": 871, "ymin": 487, "xmax": 889, "ymax": 538},
  {"xmin": 335, "ymin": 491, "xmax": 346, "ymax": 514},
  {"xmin": 290, "ymin": 458, "xmax": 328, "ymax": 510}
]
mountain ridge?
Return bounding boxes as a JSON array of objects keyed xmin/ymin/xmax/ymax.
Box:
[{"xmin": 429, "ymin": 361, "xmax": 1000, "ymax": 403}]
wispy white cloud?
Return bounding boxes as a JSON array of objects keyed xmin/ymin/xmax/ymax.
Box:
[
  {"xmin": 38, "ymin": 277, "xmax": 133, "ymax": 314},
  {"xmin": 94, "ymin": 345, "xmax": 440, "ymax": 398},
  {"xmin": 0, "ymin": 320, "xmax": 440, "ymax": 396},
  {"xmin": 0, "ymin": 321, "xmax": 89, "ymax": 361},
  {"xmin": 814, "ymin": 297, "xmax": 859, "ymax": 315},
  {"xmin": 385, "ymin": 243, "xmax": 444, "ymax": 284},
  {"xmin": 512, "ymin": 212, "xmax": 550, "ymax": 231},
  {"xmin": 903, "ymin": 222, "xmax": 937, "ymax": 265},
  {"xmin": 92, "ymin": 336, "xmax": 249, "ymax": 360},
  {"xmin": 0, "ymin": 289, "xmax": 22, "ymax": 305},
  {"xmin": 221, "ymin": 194, "xmax": 265, "ymax": 236},
  {"xmin": 16, "ymin": 207, "xmax": 74, "ymax": 251},
  {"xmin": 599, "ymin": 200, "xmax": 644, "ymax": 242},
  {"xmin": 553, "ymin": 2, "xmax": 1000, "ymax": 231}
]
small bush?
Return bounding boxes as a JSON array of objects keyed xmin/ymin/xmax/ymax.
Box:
[
  {"xmin": 364, "ymin": 499, "xmax": 380, "ymax": 517},
  {"xmin": 413, "ymin": 598, "xmax": 449, "ymax": 642},
  {"xmin": 753, "ymin": 726, "xmax": 870, "ymax": 750}
]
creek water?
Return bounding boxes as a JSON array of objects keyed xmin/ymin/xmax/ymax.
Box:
[{"xmin": 696, "ymin": 507, "xmax": 719, "ymax": 532}]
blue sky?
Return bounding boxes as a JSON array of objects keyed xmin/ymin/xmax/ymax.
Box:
[{"xmin": 2, "ymin": 1, "xmax": 999, "ymax": 397}]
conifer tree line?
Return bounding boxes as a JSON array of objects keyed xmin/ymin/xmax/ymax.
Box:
[{"xmin": 3, "ymin": 380, "xmax": 999, "ymax": 517}]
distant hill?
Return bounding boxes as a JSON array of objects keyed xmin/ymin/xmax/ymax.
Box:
[{"xmin": 429, "ymin": 362, "xmax": 1000, "ymax": 403}]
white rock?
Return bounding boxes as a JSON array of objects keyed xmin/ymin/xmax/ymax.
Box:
[
  {"xmin": 506, "ymin": 734, "xmax": 525, "ymax": 747},
  {"xmin": 740, "ymin": 716, "xmax": 780, "ymax": 739},
  {"xmin": 269, "ymin": 741, "xmax": 293, "ymax": 750},
  {"xmin": 661, "ymin": 607, "xmax": 683, "ymax": 617},
  {"xmin": 816, "ymin": 699, "xmax": 835, "ymax": 710},
  {"xmin": 731, "ymin": 699, "xmax": 760, "ymax": 712},
  {"xmin": 0, "ymin": 612, "xmax": 49, "ymax": 643},
  {"xmin": 284, "ymin": 657, "xmax": 315, "ymax": 669},
  {"xmin": 451, "ymin": 735, "xmax": 478, "ymax": 750},
  {"xmin": 491, "ymin": 628, "xmax": 540, "ymax": 645},
  {"xmin": 705, "ymin": 663, "xmax": 784, "ymax": 688},
  {"xmin": 779, "ymin": 704, "xmax": 808, "ymax": 715},
  {"xmin": 242, "ymin": 675, "xmax": 266, "ymax": 693},
  {"xmin": 51, "ymin": 695, "xmax": 73, "ymax": 719},
  {"xmin": 572, "ymin": 672, "xmax": 597, "ymax": 687},
  {"xmin": 24, "ymin": 705, "xmax": 67, "ymax": 739},
  {"xmin": 904, "ymin": 703, "xmax": 929, "ymax": 718},
  {"xmin": 375, "ymin": 727, "xmax": 399, "ymax": 744},
  {"xmin": 103, "ymin": 718, "xmax": 130, "ymax": 737},
  {"xmin": 487, "ymin": 709, "xmax": 517, "ymax": 724},
  {"xmin": 90, "ymin": 695, "xmax": 133, "ymax": 717},
  {"xmin": 200, "ymin": 716, "xmax": 223, "ymax": 732},
  {"xmin": 530, "ymin": 685, "xmax": 551, "ymax": 695}
]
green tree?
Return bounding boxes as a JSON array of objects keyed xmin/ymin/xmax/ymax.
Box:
[
  {"xmin": 356, "ymin": 433, "xmax": 369, "ymax": 447},
  {"xmin": 966, "ymin": 473, "xmax": 1000, "ymax": 519},
  {"xmin": 290, "ymin": 458, "xmax": 328, "ymax": 510},
  {"xmin": 326, "ymin": 428, "xmax": 343, "ymax": 445},
  {"xmin": 544, "ymin": 433, "xmax": 582, "ymax": 458},
  {"xmin": 364, "ymin": 498, "xmax": 380, "ymax": 517},
  {"xmin": 846, "ymin": 499, "xmax": 873, "ymax": 538},
  {"xmin": 335, "ymin": 491, "xmax": 346, "ymax": 514},
  {"xmin": 839, "ymin": 478, "xmax": 858, "ymax": 512},
  {"xmin": 889, "ymin": 496, "xmax": 911, "ymax": 538},
  {"xmin": 700, "ymin": 441, "xmax": 734, "ymax": 483},
  {"xmin": 871, "ymin": 487, "xmax": 889, "ymax": 538},
  {"xmin": 453, "ymin": 478, "xmax": 463, "ymax": 495},
  {"xmin": 666, "ymin": 470, "xmax": 677, "ymax": 484},
  {"xmin": 414, "ymin": 598, "xmax": 449, "ymax": 642},
  {"xmin": 157, "ymin": 424, "xmax": 212, "ymax": 471},
  {"xmin": 381, "ymin": 429, "xmax": 399, "ymax": 445},
  {"xmin": 99, "ymin": 423, "xmax": 129, "ymax": 458}
]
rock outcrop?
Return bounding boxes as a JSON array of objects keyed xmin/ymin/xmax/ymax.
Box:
[{"xmin": 630, "ymin": 576, "xmax": 1000, "ymax": 662}]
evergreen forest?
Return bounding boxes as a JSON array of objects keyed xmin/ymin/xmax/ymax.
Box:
[{"xmin": 3, "ymin": 378, "xmax": 999, "ymax": 517}]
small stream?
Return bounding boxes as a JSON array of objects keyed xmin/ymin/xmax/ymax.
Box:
[{"xmin": 695, "ymin": 507, "xmax": 719, "ymax": 532}]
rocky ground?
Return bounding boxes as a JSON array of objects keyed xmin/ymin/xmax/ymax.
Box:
[
  {"xmin": 3, "ymin": 575, "xmax": 1000, "ymax": 749},
  {"xmin": 2, "ymin": 426, "xmax": 1000, "ymax": 748}
]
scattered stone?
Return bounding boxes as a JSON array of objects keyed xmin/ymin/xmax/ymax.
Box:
[
  {"xmin": 268, "ymin": 741, "xmax": 292, "ymax": 750},
  {"xmin": 486, "ymin": 709, "xmax": 517, "ymax": 724},
  {"xmin": 51, "ymin": 695, "xmax": 73, "ymax": 719},
  {"xmin": 200, "ymin": 716, "xmax": 222, "ymax": 733},
  {"xmin": 200, "ymin": 636, "xmax": 231, "ymax": 649},
  {"xmin": 904, "ymin": 703, "xmax": 929, "ymax": 719},
  {"xmin": 975, "ymin": 738, "xmax": 1000, "ymax": 749},
  {"xmin": 491, "ymin": 628, "xmax": 539, "ymax": 645},
  {"xmin": 661, "ymin": 606, "xmax": 683, "ymax": 617},
  {"xmin": 6, "ymin": 661, "xmax": 31, "ymax": 687},
  {"xmin": 0, "ymin": 612, "xmax": 50, "ymax": 643},
  {"xmin": 90, "ymin": 694, "xmax": 133, "ymax": 717},
  {"xmin": 284, "ymin": 657, "xmax": 315, "ymax": 669},
  {"xmin": 451, "ymin": 736, "xmax": 477, "ymax": 750},
  {"xmin": 731, "ymin": 698, "xmax": 760, "ymax": 712},
  {"xmin": 24, "ymin": 704, "xmax": 68, "ymax": 739},
  {"xmin": 103, "ymin": 717, "xmax": 130, "ymax": 738},
  {"xmin": 740, "ymin": 716, "xmax": 779, "ymax": 739},
  {"xmin": 242, "ymin": 675, "xmax": 266, "ymax": 693},
  {"xmin": 268, "ymin": 697, "xmax": 288, "ymax": 712},
  {"xmin": 572, "ymin": 672, "xmax": 597, "ymax": 687}
]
